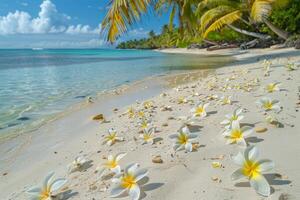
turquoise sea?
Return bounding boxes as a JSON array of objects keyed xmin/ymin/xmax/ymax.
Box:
[{"xmin": 0, "ymin": 49, "xmax": 232, "ymax": 137}]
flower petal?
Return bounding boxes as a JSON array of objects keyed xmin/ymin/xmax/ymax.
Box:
[
  {"xmin": 185, "ymin": 142, "xmax": 193, "ymax": 152},
  {"xmin": 111, "ymin": 165, "xmax": 121, "ymax": 174},
  {"xmin": 135, "ymin": 169, "xmax": 148, "ymax": 181},
  {"xmin": 116, "ymin": 152, "xmax": 127, "ymax": 162},
  {"xmin": 246, "ymin": 146, "xmax": 259, "ymax": 161},
  {"xmin": 232, "ymin": 152, "xmax": 245, "ymax": 166},
  {"xmin": 231, "ymin": 169, "xmax": 244, "ymax": 180},
  {"xmin": 43, "ymin": 172, "xmax": 55, "ymax": 189},
  {"xmin": 50, "ymin": 178, "xmax": 67, "ymax": 192},
  {"xmin": 242, "ymin": 126, "xmax": 253, "ymax": 136},
  {"xmin": 126, "ymin": 163, "xmax": 139, "ymax": 174},
  {"xmin": 110, "ymin": 185, "xmax": 126, "ymax": 198},
  {"xmin": 128, "ymin": 185, "xmax": 140, "ymax": 200},
  {"xmin": 258, "ymin": 159, "xmax": 274, "ymax": 173},
  {"xmin": 250, "ymin": 175, "xmax": 271, "ymax": 196},
  {"xmin": 169, "ymin": 134, "xmax": 178, "ymax": 139},
  {"xmin": 26, "ymin": 187, "xmax": 42, "ymax": 195}
]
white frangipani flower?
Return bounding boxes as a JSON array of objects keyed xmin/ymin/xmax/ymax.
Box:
[
  {"xmin": 265, "ymin": 83, "xmax": 280, "ymax": 93},
  {"xmin": 139, "ymin": 127, "xmax": 155, "ymax": 144},
  {"xmin": 220, "ymin": 95, "xmax": 232, "ymax": 105},
  {"xmin": 138, "ymin": 118, "xmax": 152, "ymax": 130},
  {"xmin": 220, "ymin": 107, "xmax": 244, "ymax": 129},
  {"xmin": 68, "ymin": 156, "xmax": 88, "ymax": 173},
  {"xmin": 169, "ymin": 126, "xmax": 199, "ymax": 152},
  {"xmin": 223, "ymin": 121, "xmax": 252, "ymax": 146},
  {"xmin": 256, "ymin": 97, "xmax": 281, "ymax": 113},
  {"xmin": 178, "ymin": 96, "xmax": 188, "ymax": 104},
  {"xmin": 178, "ymin": 115, "xmax": 200, "ymax": 128},
  {"xmin": 110, "ymin": 163, "xmax": 148, "ymax": 200},
  {"xmin": 231, "ymin": 146, "xmax": 274, "ymax": 196},
  {"xmin": 285, "ymin": 63, "xmax": 297, "ymax": 71},
  {"xmin": 104, "ymin": 128, "xmax": 124, "ymax": 146},
  {"xmin": 191, "ymin": 102, "xmax": 209, "ymax": 118},
  {"xmin": 27, "ymin": 172, "xmax": 67, "ymax": 200},
  {"xmin": 96, "ymin": 152, "xmax": 127, "ymax": 177}
]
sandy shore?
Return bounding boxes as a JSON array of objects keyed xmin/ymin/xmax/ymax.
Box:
[{"xmin": 0, "ymin": 47, "xmax": 300, "ymax": 200}]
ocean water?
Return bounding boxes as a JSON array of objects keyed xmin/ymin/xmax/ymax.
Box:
[{"xmin": 0, "ymin": 49, "xmax": 232, "ymax": 137}]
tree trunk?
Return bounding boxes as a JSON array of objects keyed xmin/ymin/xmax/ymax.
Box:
[
  {"xmin": 227, "ymin": 24, "xmax": 271, "ymax": 40},
  {"xmin": 263, "ymin": 19, "xmax": 289, "ymax": 40}
]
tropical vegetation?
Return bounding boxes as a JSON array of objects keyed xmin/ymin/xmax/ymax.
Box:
[{"xmin": 101, "ymin": 0, "xmax": 300, "ymax": 49}]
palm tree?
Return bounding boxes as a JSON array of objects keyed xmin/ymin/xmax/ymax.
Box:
[{"xmin": 199, "ymin": 0, "xmax": 289, "ymax": 40}]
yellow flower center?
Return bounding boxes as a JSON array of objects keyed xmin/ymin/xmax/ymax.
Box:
[
  {"xmin": 263, "ymin": 102, "xmax": 273, "ymax": 110},
  {"xmin": 178, "ymin": 133, "xmax": 189, "ymax": 144},
  {"xmin": 230, "ymin": 129, "xmax": 243, "ymax": 142},
  {"xmin": 121, "ymin": 174, "xmax": 136, "ymax": 189},
  {"xmin": 107, "ymin": 133, "xmax": 116, "ymax": 141},
  {"xmin": 195, "ymin": 107, "xmax": 204, "ymax": 116},
  {"xmin": 267, "ymin": 84, "xmax": 275, "ymax": 92},
  {"xmin": 141, "ymin": 121, "xmax": 148, "ymax": 129},
  {"xmin": 143, "ymin": 134, "xmax": 151, "ymax": 141},
  {"xmin": 231, "ymin": 115, "xmax": 238, "ymax": 121},
  {"xmin": 105, "ymin": 159, "xmax": 118, "ymax": 169},
  {"xmin": 39, "ymin": 188, "xmax": 50, "ymax": 200},
  {"xmin": 242, "ymin": 160, "xmax": 261, "ymax": 179}
]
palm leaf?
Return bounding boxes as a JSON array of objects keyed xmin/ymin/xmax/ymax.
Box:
[
  {"xmin": 203, "ymin": 10, "xmax": 242, "ymax": 38},
  {"xmin": 250, "ymin": 0, "xmax": 273, "ymax": 22}
]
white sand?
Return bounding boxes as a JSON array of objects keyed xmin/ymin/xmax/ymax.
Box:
[{"xmin": 0, "ymin": 47, "xmax": 300, "ymax": 200}]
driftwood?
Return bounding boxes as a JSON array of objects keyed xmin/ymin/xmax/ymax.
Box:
[
  {"xmin": 240, "ymin": 39, "xmax": 259, "ymax": 50},
  {"xmin": 207, "ymin": 44, "xmax": 238, "ymax": 51}
]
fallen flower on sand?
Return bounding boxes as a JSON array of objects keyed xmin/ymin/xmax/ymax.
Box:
[
  {"xmin": 223, "ymin": 121, "xmax": 252, "ymax": 146},
  {"xmin": 285, "ymin": 63, "xmax": 297, "ymax": 71},
  {"xmin": 178, "ymin": 115, "xmax": 200, "ymax": 128},
  {"xmin": 257, "ymin": 97, "xmax": 281, "ymax": 113},
  {"xmin": 231, "ymin": 145, "xmax": 274, "ymax": 196},
  {"xmin": 110, "ymin": 163, "xmax": 148, "ymax": 200},
  {"xmin": 68, "ymin": 156, "xmax": 88, "ymax": 173},
  {"xmin": 220, "ymin": 96, "xmax": 232, "ymax": 105},
  {"xmin": 140, "ymin": 127, "xmax": 155, "ymax": 144},
  {"xmin": 127, "ymin": 107, "xmax": 135, "ymax": 118},
  {"xmin": 191, "ymin": 102, "xmax": 209, "ymax": 118},
  {"xmin": 178, "ymin": 96, "xmax": 188, "ymax": 104},
  {"xmin": 104, "ymin": 128, "xmax": 124, "ymax": 146},
  {"xmin": 27, "ymin": 172, "xmax": 67, "ymax": 200},
  {"xmin": 265, "ymin": 83, "xmax": 280, "ymax": 93},
  {"xmin": 143, "ymin": 101, "xmax": 153, "ymax": 109},
  {"xmin": 138, "ymin": 118, "xmax": 152, "ymax": 130},
  {"xmin": 169, "ymin": 126, "xmax": 199, "ymax": 152},
  {"xmin": 96, "ymin": 152, "xmax": 127, "ymax": 177},
  {"xmin": 220, "ymin": 107, "xmax": 244, "ymax": 129}
]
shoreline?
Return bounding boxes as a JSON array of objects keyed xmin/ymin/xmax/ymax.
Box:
[{"xmin": 0, "ymin": 47, "xmax": 300, "ymax": 199}]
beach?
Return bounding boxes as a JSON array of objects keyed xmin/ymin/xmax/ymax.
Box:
[{"xmin": 0, "ymin": 47, "xmax": 300, "ymax": 200}]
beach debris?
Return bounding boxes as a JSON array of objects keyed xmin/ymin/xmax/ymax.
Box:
[
  {"xmin": 96, "ymin": 152, "xmax": 127, "ymax": 177},
  {"xmin": 169, "ymin": 126, "xmax": 199, "ymax": 152},
  {"xmin": 206, "ymin": 94, "xmax": 218, "ymax": 101},
  {"xmin": 152, "ymin": 155, "xmax": 163, "ymax": 164},
  {"xmin": 231, "ymin": 145, "xmax": 274, "ymax": 196},
  {"xmin": 126, "ymin": 107, "xmax": 135, "ymax": 118},
  {"xmin": 113, "ymin": 108, "xmax": 118, "ymax": 112},
  {"xmin": 178, "ymin": 116, "xmax": 199, "ymax": 128},
  {"xmin": 211, "ymin": 176, "xmax": 222, "ymax": 183},
  {"xmin": 140, "ymin": 127, "xmax": 155, "ymax": 144},
  {"xmin": 257, "ymin": 97, "xmax": 281, "ymax": 113},
  {"xmin": 92, "ymin": 114, "xmax": 106, "ymax": 122},
  {"xmin": 210, "ymin": 154, "xmax": 225, "ymax": 160},
  {"xmin": 222, "ymin": 121, "xmax": 253, "ymax": 146},
  {"xmin": 87, "ymin": 96, "xmax": 93, "ymax": 103},
  {"xmin": 191, "ymin": 102, "xmax": 209, "ymax": 118},
  {"xmin": 255, "ymin": 127, "xmax": 268, "ymax": 133},
  {"xmin": 143, "ymin": 101, "xmax": 153, "ymax": 109},
  {"xmin": 160, "ymin": 93, "xmax": 167, "ymax": 97},
  {"xmin": 160, "ymin": 105, "xmax": 172, "ymax": 111},
  {"xmin": 220, "ymin": 107, "xmax": 244, "ymax": 129},
  {"xmin": 27, "ymin": 172, "xmax": 67, "ymax": 200},
  {"xmin": 68, "ymin": 156, "xmax": 88, "ymax": 173},
  {"xmin": 110, "ymin": 163, "xmax": 148, "ymax": 200},
  {"xmin": 104, "ymin": 128, "xmax": 124, "ymax": 146},
  {"xmin": 265, "ymin": 115, "xmax": 282, "ymax": 127},
  {"xmin": 265, "ymin": 82, "xmax": 280, "ymax": 93},
  {"xmin": 211, "ymin": 161, "xmax": 222, "ymax": 168},
  {"xmin": 177, "ymin": 96, "xmax": 188, "ymax": 104},
  {"xmin": 262, "ymin": 59, "xmax": 271, "ymax": 76},
  {"xmin": 162, "ymin": 123, "xmax": 168, "ymax": 127}
]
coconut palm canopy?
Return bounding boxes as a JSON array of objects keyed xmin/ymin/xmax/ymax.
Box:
[{"xmin": 101, "ymin": 0, "xmax": 296, "ymax": 45}]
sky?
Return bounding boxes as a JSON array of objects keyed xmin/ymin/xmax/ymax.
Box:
[{"xmin": 0, "ymin": 0, "xmax": 173, "ymax": 48}]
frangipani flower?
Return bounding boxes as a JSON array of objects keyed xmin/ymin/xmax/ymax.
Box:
[
  {"xmin": 206, "ymin": 94, "xmax": 218, "ymax": 101},
  {"xmin": 220, "ymin": 96, "xmax": 232, "ymax": 105},
  {"xmin": 111, "ymin": 163, "xmax": 148, "ymax": 200},
  {"xmin": 178, "ymin": 116, "xmax": 200, "ymax": 128},
  {"xmin": 137, "ymin": 110, "xmax": 145, "ymax": 118},
  {"xmin": 96, "ymin": 152, "xmax": 127, "ymax": 177},
  {"xmin": 27, "ymin": 172, "xmax": 67, "ymax": 200},
  {"xmin": 191, "ymin": 102, "xmax": 209, "ymax": 118},
  {"xmin": 104, "ymin": 128, "xmax": 124, "ymax": 146},
  {"xmin": 286, "ymin": 63, "xmax": 297, "ymax": 71},
  {"xmin": 127, "ymin": 107, "xmax": 135, "ymax": 118},
  {"xmin": 138, "ymin": 118, "xmax": 152, "ymax": 130},
  {"xmin": 223, "ymin": 121, "xmax": 252, "ymax": 146},
  {"xmin": 139, "ymin": 127, "xmax": 155, "ymax": 144},
  {"xmin": 143, "ymin": 101, "xmax": 153, "ymax": 109},
  {"xmin": 68, "ymin": 156, "xmax": 88, "ymax": 173},
  {"xmin": 178, "ymin": 96, "xmax": 188, "ymax": 104},
  {"xmin": 169, "ymin": 126, "xmax": 199, "ymax": 152},
  {"xmin": 220, "ymin": 108, "xmax": 244, "ymax": 129},
  {"xmin": 231, "ymin": 145, "xmax": 274, "ymax": 196},
  {"xmin": 265, "ymin": 83, "xmax": 280, "ymax": 93},
  {"xmin": 257, "ymin": 97, "xmax": 281, "ymax": 113}
]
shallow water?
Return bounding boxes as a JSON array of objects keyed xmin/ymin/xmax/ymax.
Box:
[{"xmin": 0, "ymin": 48, "xmax": 232, "ymax": 137}]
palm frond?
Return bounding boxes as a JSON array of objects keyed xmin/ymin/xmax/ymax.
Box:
[
  {"xmin": 250, "ymin": 0, "xmax": 273, "ymax": 22},
  {"xmin": 203, "ymin": 10, "xmax": 242, "ymax": 38},
  {"xmin": 101, "ymin": 0, "xmax": 151, "ymax": 43}
]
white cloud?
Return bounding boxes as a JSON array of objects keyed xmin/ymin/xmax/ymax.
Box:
[
  {"xmin": 128, "ymin": 28, "xmax": 148, "ymax": 37},
  {"xmin": 0, "ymin": 0, "xmax": 99, "ymax": 35}
]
